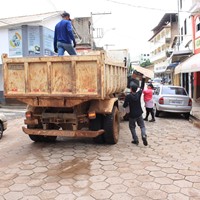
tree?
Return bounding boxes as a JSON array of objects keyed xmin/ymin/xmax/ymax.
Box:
[{"xmin": 140, "ymin": 59, "xmax": 152, "ymax": 67}]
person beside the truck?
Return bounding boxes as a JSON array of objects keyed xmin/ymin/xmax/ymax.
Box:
[
  {"xmin": 143, "ymin": 83, "xmax": 155, "ymax": 122},
  {"xmin": 123, "ymin": 76, "xmax": 148, "ymax": 146},
  {"xmin": 54, "ymin": 11, "xmax": 77, "ymax": 56}
]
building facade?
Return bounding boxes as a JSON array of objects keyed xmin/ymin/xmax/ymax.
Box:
[
  {"xmin": 149, "ymin": 13, "xmax": 179, "ymax": 83},
  {"xmin": 175, "ymin": 0, "xmax": 200, "ymax": 100}
]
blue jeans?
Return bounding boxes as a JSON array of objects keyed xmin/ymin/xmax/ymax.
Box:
[
  {"xmin": 129, "ymin": 115, "xmax": 146, "ymax": 141},
  {"xmin": 57, "ymin": 42, "xmax": 77, "ymax": 56}
]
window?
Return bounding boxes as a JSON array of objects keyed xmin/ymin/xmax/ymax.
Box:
[
  {"xmin": 184, "ymin": 19, "xmax": 187, "ymax": 35},
  {"xmin": 161, "ymin": 87, "xmax": 187, "ymax": 95},
  {"xmin": 197, "ymin": 23, "xmax": 200, "ymax": 32},
  {"xmin": 181, "ymin": 27, "xmax": 183, "ymax": 41}
]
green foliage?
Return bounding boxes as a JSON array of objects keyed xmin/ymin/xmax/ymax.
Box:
[{"xmin": 140, "ymin": 59, "xmax": 152, "ymax": 67}]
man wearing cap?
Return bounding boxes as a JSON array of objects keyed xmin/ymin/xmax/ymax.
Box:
[
  {"xmin": 123, "ymin": 76, "xmax": 148, "ymax": 146},
  {"xmin": 54, "ymin": 11, "xmax": 77, "ymax": 56}
]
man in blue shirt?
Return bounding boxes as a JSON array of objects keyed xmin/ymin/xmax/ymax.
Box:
[{"xmin": 54, "ymin": 11, "xmax": 77, "ymax": 56}]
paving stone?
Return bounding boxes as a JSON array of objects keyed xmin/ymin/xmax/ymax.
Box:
[
  {"xmin": 168, "ymin": 193, "xmax": 190, "ymax": 200},
  {"xmin": 180, "ymin": 187, "xmax": 200, "ymax": 197},
  {"xmin": 41, "ymin": 182, "xmax": 60, "ymax": 190},
  {"xmin": 160, "ymin": 184, "xmax": 180, "ymax": 193},
  {"xmin": 90, "ymin": 190, "xmax": 112, "ymax": 199},
  {"xmin": 105, "ymin": 177, "xmax": 123, "ymax": 184},
  {"xmin": 4, "ymin": 191, "xmax": 23, "ymax": 200},
  {"xmin": 9, "ymin": 183, "xmax": 27, "ymax": 191},
  {"xmin": 23, "ymin": 187, "xmax": 43, "ymax": 196},
  {"xmin": 173, "ymin": 180, "xmax": 193, "ymax": 188},
  {"xmin": 89, "ymin": 175, "xmax": 107, "ymax": 183},
  {"xmin": 90, "ymin": 182, "xmax": 109, "ymax": 190},
  {"xmin": 146, "ymin": 189, "xmax": 168, "ymax": 199},
  {"xmin": 55, "ymin": 194, "xmax": 76, "ymax": 200},
  {"xmin": 127, "ymin": 187, "xmax": 147, "ymax": 196},
  {"xmin": 110, "ymin": 192, "xmax": 133, "ymax": 200},
  {"xmin": 107, "ymin": 184, "xmax": 128, "ymax": 193}
]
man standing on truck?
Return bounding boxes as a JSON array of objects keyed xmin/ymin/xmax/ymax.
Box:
[
  {"xmin": 54, "ymin": 11, "xmax": 77, "ymax": 56},
  {"xmin": 123, "ymin": 75, "xmax": 148, "ymax": 146}
]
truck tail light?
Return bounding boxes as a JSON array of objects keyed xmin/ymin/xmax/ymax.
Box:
[
  {"xmin": 188, "ymin": 98, "xmax": 192, "ymax": 106},
  {"xmin": 159, "ymin": 97, "xmax": 164, "ymax": 104},
  {"xmin": 88, "ymin": 111, "xmax": 96, "ymax": 119},
  {"xmin": 25, "ymin": 111, "xmax": 33, "ymax": 119}
]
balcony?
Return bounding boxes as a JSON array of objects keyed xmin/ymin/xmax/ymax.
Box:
[{"xmin": 150, "ymin": 51, "xmax": 167, "ymax": 63}]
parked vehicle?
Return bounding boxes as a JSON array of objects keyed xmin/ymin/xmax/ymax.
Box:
[
  {"xmin": 0, "ymin": 113, "xmax": 7, "ymax": 139},
  {"xmin": 153, "ymin": 85, "xmax": 192, "ymax": 119},
  {"xmin": 2, "ymin": 50, "xmax": 128, "ymax": 144},
  {"xmin": 151, "ymin": 77, "xmax": 163, "ymax": 87}
]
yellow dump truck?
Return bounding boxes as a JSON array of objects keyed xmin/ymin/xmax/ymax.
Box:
[{"xmin": 2, "ymin": 50, "xmax": 127, "ymax": 144}]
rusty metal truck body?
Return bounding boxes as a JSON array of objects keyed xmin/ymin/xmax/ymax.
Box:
[{"xmin": 2, "ymin": 50, "xmax": 127, "ymax": 144}]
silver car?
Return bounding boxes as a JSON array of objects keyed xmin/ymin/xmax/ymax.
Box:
[
  {"xmin": 153, "ymin": 85, "xmax": 192, "ymax": 119},
  {"xmin": 0, "ymin": 113, "xmax": 7, "ymax": 139}
]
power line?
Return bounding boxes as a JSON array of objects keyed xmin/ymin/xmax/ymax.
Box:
[
  {"xmin": 105, "ymin": 0, "xmax": 199, "ymax": 14},
  {"xmin": 105, "ymin": 0, "xmax": 177, "ymax": 12}
]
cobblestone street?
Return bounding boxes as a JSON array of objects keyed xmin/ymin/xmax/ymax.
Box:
[{"xmin": 0, "ymin": 115, "xmax": 200, "ymax": 200}]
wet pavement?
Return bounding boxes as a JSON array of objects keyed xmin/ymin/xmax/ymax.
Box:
[{"xmin": 0, "ymin": 114, "xmax": 200, "ymax": 200}]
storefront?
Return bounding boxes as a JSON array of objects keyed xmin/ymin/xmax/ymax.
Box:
[{"xmin": 175, "ymin": 53, "xmax": 200, "ymax": 99}]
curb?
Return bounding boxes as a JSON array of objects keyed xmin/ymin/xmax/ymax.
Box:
[{"xmin": 189, "ymin": 115, "xmax": 200, "ymax": 129}]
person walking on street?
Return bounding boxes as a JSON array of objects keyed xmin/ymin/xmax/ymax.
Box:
[
  {"xmin": 54, "ymin": 11, "xmax": 77, "ymax": 56},
  {"xmin": 143, "ymin": 83, "xmax": 155, "ymax": 122},
  {"xmin": 123, "ymin": 75, "xmax": 148, "ymax": 146}
]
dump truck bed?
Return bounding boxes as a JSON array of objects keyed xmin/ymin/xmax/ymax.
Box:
[{"xmin": 2, "ymin": 51, "xmax": 127, "ymax": 107}]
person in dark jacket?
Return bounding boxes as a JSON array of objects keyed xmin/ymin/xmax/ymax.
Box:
[
  {"xmin": 123, "ymin": 76, "xmax": 148, "ymax": 146},
  {"xmin": 54, "ymin": 11, "xmax": 77, "ymax": 56}
]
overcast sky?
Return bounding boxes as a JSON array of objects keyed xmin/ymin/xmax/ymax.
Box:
[{"xmin": 0, "ymin": 0, "xmax": 178, "ymax": 59}]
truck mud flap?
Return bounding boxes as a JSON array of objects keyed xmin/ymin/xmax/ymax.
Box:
[{"xmin": 22, "ymin": 127, "xmax": 104, "ymax": 138}]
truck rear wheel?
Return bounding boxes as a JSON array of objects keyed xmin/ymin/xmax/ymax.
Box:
[
  {"xmin": 103, "ymin": 106, "xmax": 119, "ymax": 144},
  {"xmin": 28, "ymin": 125, "xmax": 57, "ymax": 142},
  {"xmin": 89, "ymin": 114, "xmax": 105, "ymax": 144}
]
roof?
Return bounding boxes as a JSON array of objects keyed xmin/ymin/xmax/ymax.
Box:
[
  {"xmin": 148, "ymin": 13, "xmax": 177, "ymax": 41},
  {"xmin": 0, "ymin": 11, "xmax": 62, "ymax": 28}
]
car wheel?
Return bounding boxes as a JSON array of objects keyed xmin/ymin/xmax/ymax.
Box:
[
  {"xmin": 184, "ymin": 112, "xmax": 190, "ymax": 120},
  {"xmin": 0, "ymin": 123, "xmax": 3, "ymax": 139},
  {"xmin": 155, "ymin": 108, "xmax": 160, "ymax": 117}
]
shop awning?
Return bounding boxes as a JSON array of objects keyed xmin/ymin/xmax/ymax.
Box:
[
  {"xmin": 175, "ymin": 53, "xmax": 200, "ymax": 74},
  {"xmin": 166, "ymin": 62, "xmax": 179, "ymax": 70},
  {"xmin": 133, "ymin": 66, "xmax": 154, "ymax": 79}
]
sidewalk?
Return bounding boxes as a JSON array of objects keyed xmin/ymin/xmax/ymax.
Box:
[{"xmin": 190, "ymin": 99, "xmax": 200, "ymax": 128}]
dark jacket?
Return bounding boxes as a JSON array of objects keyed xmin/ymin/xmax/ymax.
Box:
[
  {"xmin": 123, "ymin": 78, "xmax": 145, "ymax": 118},
  {"xmin": 54, "ymin": 19, "xmax": 75, "ymax": 49}
]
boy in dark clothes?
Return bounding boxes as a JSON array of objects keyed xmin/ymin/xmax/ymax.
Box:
[{"xmin": 123, "ymin": 76, "xmax": 148, "ymax": 146}]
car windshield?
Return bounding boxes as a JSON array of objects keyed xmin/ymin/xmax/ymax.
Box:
[
  {"xmin": 161, "ymin": 87, "xmax": 187, "ymax": 95},
  {"xmin": 153, "ymin": 78, "xmax": 162, "ymax": 83}
]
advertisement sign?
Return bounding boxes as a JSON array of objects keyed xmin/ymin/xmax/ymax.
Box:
[
  {"xmin": 193, "ymin": 15, "xmax": 200, "ymax": 54},
  {"xmin": 8, "ymin": 28, "xmax": 22, "ymax": 57},
  {"xmin": 43, "ymin": 27, "xmax": 55, "ymax": 56},
  {"xmin": 28, "ymin": 26, "xmax": 40, "ymax": 55}
]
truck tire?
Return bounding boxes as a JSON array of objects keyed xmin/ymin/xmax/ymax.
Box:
[
  {"xmin": 29, "ymin": 134, "xmax": 44, "ymax": 142},
  {"xmin": 103, "ymin": 106, "xmax": 119, "ymax": 144},
  {"xmin": 89, "ymin": 114, "xmax": 105, "ymax": 144},
  {"xmin": 28, "ymin": 124, "xmax": 57, "ymax": 142}
]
